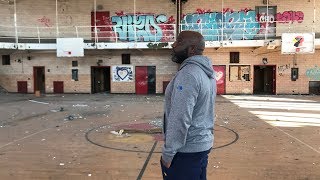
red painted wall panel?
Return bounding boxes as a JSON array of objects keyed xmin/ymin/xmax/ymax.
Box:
[{"xmin": 213, "ymin": 65, "xmax": 226, "ymax": 95}]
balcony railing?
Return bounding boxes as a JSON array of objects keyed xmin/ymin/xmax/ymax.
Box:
[{"xmin": 0, "ymin": 21, "xmax": 315, "ymax": 44}]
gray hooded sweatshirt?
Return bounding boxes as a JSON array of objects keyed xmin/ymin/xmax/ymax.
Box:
[{"xmin": 162, "ymin": 55, "xmax": 217, "ymax": 164}]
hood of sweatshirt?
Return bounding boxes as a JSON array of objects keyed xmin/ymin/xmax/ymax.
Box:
[{"xmin": 180, "ymin": 55, "xmax": 215, "ymax": 79}]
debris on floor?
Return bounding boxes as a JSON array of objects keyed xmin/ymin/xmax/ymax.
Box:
[
  {"xmin": 64, "ymin": 114, "xmax": 83, "ymax": 121},
  {"xmin": 110, "ymin": 129, "xmax": 124, "ymax": 136},
  {"xmin": 110, "ymin": 129, "xmax": 131, "ymax": 137},
  {"xmin": 72, "ymin": 104, "xmax": 88, "ymax": 107}
]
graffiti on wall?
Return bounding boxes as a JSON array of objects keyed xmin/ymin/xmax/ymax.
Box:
[
  {"xmin": 37, "ymin": 16, "xmax": 52, "ymax": 27},
  {"xmin": 181, "ymin": 9, "xmax": 260, "ymax": 41},
  {"xmin": 306, "ymin": 65, "xmax": 320, "ymax": 80},
  {"xmin": 256, "ymin": 7, "xmax": 276, "ymax": 36},
  {"xmin": 104, "ymin": 8, "xmax": 305, "ymax": 42},
  {"xmin": 112, "ymin": 65, "xmax": 134, "ymax": 82},
  {"xmin": 111, "ymin": 12, "xmax": 175, "ymax": 42},
  {"xmin": 276, "ymin": 11, "xmax": 304, "ymax": 23},
  {"xmin": 278, "ymin": 64, "xmax": 291, "ymax": 76}
]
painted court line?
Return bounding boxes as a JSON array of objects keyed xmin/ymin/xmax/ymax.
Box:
[
  {"xmin": 28, "ymin": 100, "xmax": 49, "ymax": 105},
  {"xmin": 272, "ymin": 125, "xmax": 320, "ymax": 154},
  {"xmin": 0, "ymin": 128, "xmax": 51, "ymax": 150},
  {"xmin": 136, "ymin": 141, "xmax": 158, "ymax": 180}
]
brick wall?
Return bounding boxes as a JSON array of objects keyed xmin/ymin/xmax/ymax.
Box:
[
  {"xmin": 0, "ymin": 49, "xmax": 177, "ymax": 94},
  {"xmin": 204, "ymin": 48, "xmax": 320, "ymax": 94},
  {"xmin": 0, "ymin": 0, "xmax": 320, "ymax": 94}
]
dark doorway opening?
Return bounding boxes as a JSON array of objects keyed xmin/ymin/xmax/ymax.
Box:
[
  {"xmin": 33, "ymin": 66, "xmax": 45, "ymax": 93},
  {"xmin": 309, "ymin": 81, "xmax": 320, "ymax": 95},
  {"xmin": 135, "ymin": 66, "xmax": 156, "ymax": 95},
  {"xmin": 253, "ymin": 65, "xmax": 276, "ymax": 95},
  {"xmin": 91, "ymin": 66, "xmax": 111, "ymax": 93}
]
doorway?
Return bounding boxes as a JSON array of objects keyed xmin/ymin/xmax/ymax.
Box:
[
  {"xmin": 91, "ymin": 66, "xmax": 111, "ymax": 93},
  {"xmin": 309, "ymin": 81, "xmax": 320, "ymax": 95},
  {"xmin": 33, "ymin": 66, "xmax": 45, "ymax": 93},
  {"xmin": 135, "ymin": 66, "xmax": 156, "ymax": 94},
  {"xmin": 253, "ymin": 65, "xmax": 276, "ymax": 94}
]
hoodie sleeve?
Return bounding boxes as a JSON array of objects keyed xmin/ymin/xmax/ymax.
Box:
[{"xmin": 162, "ymin": 71, "xmax": 199, "ymax": 164}]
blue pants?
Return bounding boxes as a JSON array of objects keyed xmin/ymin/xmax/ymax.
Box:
[{"xmin": 160, "ymin": 149, "xmax": 211, "ymax": 180}]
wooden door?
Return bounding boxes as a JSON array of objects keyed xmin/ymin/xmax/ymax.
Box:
[
  {"xmin": 17, "ymin": 81, "xmax": 27, "ymax": 93},
  {"xmin": 53, "ymin": 81, "xmax": 64, "ymax": 93}
]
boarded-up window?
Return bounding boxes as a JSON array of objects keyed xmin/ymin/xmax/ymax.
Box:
[{"xmin": 229, "ymin": 65, "xmax": 250, "ymax": 81}]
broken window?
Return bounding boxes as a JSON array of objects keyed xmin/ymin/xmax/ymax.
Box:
[
  {"xmin": 230, "ymin": 52, "xmax": 240, "ymax": 63},
  {"xmin": 229, "ymin": 65, "xmax": 250, "ymax": 81},
  {"xmin": 72, "ymin": 69, "xmax": 78, "ymax": 81},
  {"xmin": 72, "ymin": 61, "xmax": 78, "ymax": 67},
  {"xmin": 122, "ymin": 54, "xmax": 131, "ymax": 64},
  {"xmin": 2, "ymin": 55, "xmax": 10, "ymax": 65}
]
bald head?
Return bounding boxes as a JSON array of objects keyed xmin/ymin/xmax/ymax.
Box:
[
  {"xmin": 171, "ymin": 31, "xmax": 205, "ymax": 64},
  {"xmin": 178, "ymin": 31, "xmax": 205, "ymax": 55}
]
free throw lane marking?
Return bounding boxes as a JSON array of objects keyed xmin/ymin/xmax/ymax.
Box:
[
  {"xmin": 28, "ymin": 100, "xmax": 49, "ymax": 105},
  {"xmin": 272, "ymin": 125, "xmax": 320, "ymax": 154},
  {"xmin": 0, "ymin": 128, "xmax": 51, "ymax": 149}
]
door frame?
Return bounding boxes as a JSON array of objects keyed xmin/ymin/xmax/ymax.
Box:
[
  {"xmin": 33, "ymin": 66, "xmax": 45, "ymax": 93},
  {"xmin": 91, "ymin": 66, "xmax": 111, "ymax": 94},
  {"xmin": 253, "ymin": 65, "xmax": 276, "ymax": 95}
]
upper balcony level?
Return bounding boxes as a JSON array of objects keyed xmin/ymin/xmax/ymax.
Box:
[
  {"xmin": 1, "ymin": 21, "xmax": 319, "ymax": 51},
  {"xmin": 0, "ymin": 0, "xmax": 319, "ymax": 51}
]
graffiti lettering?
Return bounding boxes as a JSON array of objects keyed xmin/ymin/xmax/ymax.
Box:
[
  {"xmin": 278, "ymin": 64, "xmax": 291, "ymax": 76},
  {"xmin": 37, "ymin": 16, "xmax": 52, "ymax": 27},
  {"xmin": 257, "ymin": 13, "xmax": 276, "ymax": 36},
  {"xmin": 181, "ymin": 10, "xmax": 260, "ymax": 41},
  {"xmin": 276, "ymin": 11, "xmax": 304, "ymax": 23},
  {"xmin": 112, "ymin": 14, "xmax": 174, "ymax": 42},
  {"xmin": 259, "ymin": 14, "xmax": 275, "ymax": 23},
  {"xmin": 306, "ymin": 65, "xmax": 320, "ymax": 80}
]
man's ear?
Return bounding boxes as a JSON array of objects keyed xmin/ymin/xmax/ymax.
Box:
[{"xmin": 188, "ymin": 45, "xmax": 196, "ymax": 56}]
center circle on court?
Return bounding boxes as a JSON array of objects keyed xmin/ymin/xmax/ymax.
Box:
[{"xmin": 85, "ymin": 120, "xmax": 239, "ymax": 153}]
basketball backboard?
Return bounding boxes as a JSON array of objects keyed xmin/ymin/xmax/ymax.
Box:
[
  {"xmin": 57, "ymin": 38, "xmax": 84, "ymax": 57},
  {"xmin": 281, "ymin": 33, "xmax": 315, "ymax": 54}
]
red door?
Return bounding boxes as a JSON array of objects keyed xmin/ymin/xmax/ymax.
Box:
[
  {"xmin": 213, "ymin": 65, "xmax": 226, "ymax": 95},
  {"xmin": 17, "ymin": 81, "xmax": 27, "ymax": 93},
  {"xmin": 136, "ymin": 66, "xmax": 148, "ymax": 94},
  {"xmin": 53, "ymin": 81, "xmax": 64, "ymax": 93},
  {"xmin": 91, "ymin": 11, "xmax": 113, "ymax": 41}
]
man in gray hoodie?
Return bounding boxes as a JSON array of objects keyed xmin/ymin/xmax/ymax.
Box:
[{"xmin": 161, "ymin": 31, "xmax": 217, "ymax": 180}]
